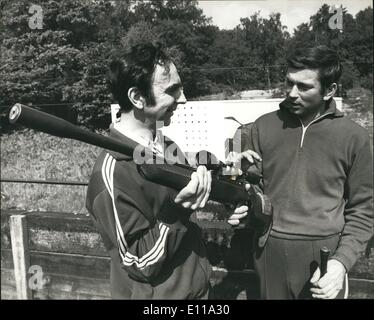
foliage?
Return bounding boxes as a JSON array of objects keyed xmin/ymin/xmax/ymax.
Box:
[
  {"xmin": 120, "ymin": 1, "xmax": 218, "ymax": 97},
  {"xmin": 0, "ymin": 0, "xmax": 131, "ymax": 128},
  {"xmin": 287, "ymin": 5, "xmax": 373, "ymax": 92},
  {"xmin": 0, "ymin": 1, "xmax": 372, "ymax": 129}
]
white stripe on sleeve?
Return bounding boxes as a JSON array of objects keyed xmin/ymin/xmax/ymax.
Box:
[{"xmin": 102, "ymin": 153, "xmax": 170, "ymax": 270}]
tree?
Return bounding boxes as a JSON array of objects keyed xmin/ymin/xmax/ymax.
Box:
[
  {"xmin": 132, "ymin": 0, "xmax": 211, "ymax": 27},
  {"xmin": 288, "ymin": 5, "xmax": 373, "ymax": 92},
  {"xmin": 1, "ymin": 0, "xmax": 371, "ymax": 131},
  {"xmin": 345, "ymin": 7, "xmax": 373, "ymax": 88},
  {"xmin": 0, "ymin": 0, "xmax": 132, "ymax": 128},
  {"xmin": 234, "ymin": 12, "xmax": 289, "ymax": 88},
  {"xmin": 121, "ymin": 0, "xmax": 216, "ymax": 97}
]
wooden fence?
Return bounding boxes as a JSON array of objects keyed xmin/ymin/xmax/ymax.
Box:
[{"xmin": 1, "ymin": 209, "xmax": 373, "ymax": 300}]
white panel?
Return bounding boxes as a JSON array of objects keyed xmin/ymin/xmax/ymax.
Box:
[
  {"xmin": 162, "ymin": 101, "xmax": 226, "ymax": 160},
  {"xmin": 162, "ymin": 99, "xmax": 281, "ymax": 160}
]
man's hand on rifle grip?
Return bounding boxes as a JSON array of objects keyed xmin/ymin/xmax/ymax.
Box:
[{"xmin": 174, "ymin": 165, "xmax": 212, "ymax": 210}]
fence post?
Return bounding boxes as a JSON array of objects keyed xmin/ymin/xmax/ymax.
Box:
[{"xmin": 9, "ymin": 214, "xmax": 32, "ymax": 299}]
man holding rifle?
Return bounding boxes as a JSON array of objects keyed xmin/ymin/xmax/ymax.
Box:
[
  {"xmin": 234, "ymin": 45, "xmax": 373, "ymax": 299},
  {"xmin": 85, "ymin": 42, "xmax": 254, "ymax": 299}
]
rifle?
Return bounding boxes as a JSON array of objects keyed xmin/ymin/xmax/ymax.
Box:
[{"xmin": 8, "ymin": 103, "xmax": 273, "ymax": 246}]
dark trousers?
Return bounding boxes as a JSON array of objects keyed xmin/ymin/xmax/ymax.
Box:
[{"xmin": 253, "ymin": 234, "xmax": 348, "ymax": 299}]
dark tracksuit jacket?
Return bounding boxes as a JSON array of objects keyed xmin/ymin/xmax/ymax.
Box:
[
  {"xmin": 86, "ymin": 128, "xmax": 212, "ymax": 299},
  {"xmin": 245, "ymin": 98, "xmax": 373, "ymax": 270}
]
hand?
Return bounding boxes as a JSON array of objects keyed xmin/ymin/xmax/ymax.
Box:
[
  {"xmin": 223, "ymin": 150, "xmax": 262, "ymax": 176},
  {"xmin": 174, "ymin": 165, "xmax": 212, "ymax": 210},
  {"xmin": 310, "ymin": 259, "xmax": 346, "ymax": 299},
  {"xmin": 227, "ymin": 184, "xmax": 251, "ymax": 226}
]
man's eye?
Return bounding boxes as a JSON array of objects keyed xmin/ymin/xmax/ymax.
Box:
[
  {"xmin": 166, "ymin": 87, "xmax": 178, "ymax": 95},
  {"xmin": 285, "ymin": 80, "xmax": 293, "ymax": 87},
  {"xmin": 298, "ymin": 85, "xmax": 309, "ymax": 91},
  {"xmin": 168, "ymin": 87, "xmax": 182, "ymax": 97}
]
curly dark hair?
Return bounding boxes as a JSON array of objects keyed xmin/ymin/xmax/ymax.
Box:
[
  {"xmin": 287, "ymin": 45, "xmax": 342, "ymax": 91},
  {"xmin": 109, "ymin": 42, "xmax": 171, "ymax": 112}
]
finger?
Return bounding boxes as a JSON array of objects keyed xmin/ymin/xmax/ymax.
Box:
[
  {"xmin": 310, "ymin": 268, "xmax": 321, "ymax": 284},
  {"xmin": 229, "ymin": 212, "xmax": 248, "ymax": 221},
  {"xmin": 222, "ymin": 166, "xmax": 242, "ymax": 176},
  {"xmin": 228, "ymin": 219, "xmax": 240, "ymax": 226},
  {"xmin": 192, "ymin": 166, "xmax": 207, "ymax": 209},
  {"xmin": 240, "ymin": 150, "xmax": 262, "ymax": 164},
  {"xmin": 191, "ymin": 166, "xmax": 208, "ymax": 210},
  {"xmin": 180, "ymin": 200, "xmax": 194, "ymax": 209},
  {"xmin": 239, "ymin": 151, "xmax": 254, "ymax": 164},
  {"xmin": 200, "ymin": 170, "xmax": 212, "ymax": 208},
  {"xmin": 310, "ymin": 281, "xmax": 336, "ymax": 295},
  {"xmin": 312, "ymin": 287, "xmax": 340, "ymax": 300},
  {"xmin": 196, "ymin": 165, "xmax": 206, "ymax": 187},
  {"xmin": 188, "ymin": 171, "xmax": 200, "ymax": 196},
  {"xmin": 174, "ymin": 172, "xmax": 199, "ymax": 203},
  {"xmin": 245, "ymin": 150, "xmax": 262, "ymax": 161},
  {"xmin": 310, "ymin": 288, "xmax": 323, "ymax": 295},
  {"xmin": 228, "ymin": 151, "xmax": 250, "ymax": 167},
  {"xmin": 234, "ymin": 205, "xmax": 249, "ymax": 214},
  {"xmin": 224, "ymin": 152, "xmax": 235, "ymax": 165}
]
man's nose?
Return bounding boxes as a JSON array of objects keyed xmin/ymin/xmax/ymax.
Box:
[
  {"xmin": 288, "ymin": 84, "xmax": 299, "ymax": 99},
  {"xmin": 176, "ymin": 90, "xmax": 187, "ymax": 104}
]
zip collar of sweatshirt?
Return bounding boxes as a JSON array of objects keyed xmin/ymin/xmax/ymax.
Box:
[{"xmin": 279, "ymin": 98, "xmax": 344, "ymax": 148}]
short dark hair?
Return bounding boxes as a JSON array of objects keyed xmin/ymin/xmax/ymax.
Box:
[
  {"xmin": 287, "ymin": 45, "xmax": 342, "ymax": 90},
  {"xmin": 109, "ymin": 42, "xmax": 171, "ymax": 112}
]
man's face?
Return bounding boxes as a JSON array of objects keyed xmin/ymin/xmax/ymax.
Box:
[
  {"xmin": 284, "ymin": 67, "xmax": 326, "ymax": 121},
  {"xmin": 144, "ymin": 62, "xmax": 186, "ymax": 127}
]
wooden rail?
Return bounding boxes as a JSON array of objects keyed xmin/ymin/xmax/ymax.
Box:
[{"xmin": 1, "ymin": 209, "xmax": 373, "ymax": 300}]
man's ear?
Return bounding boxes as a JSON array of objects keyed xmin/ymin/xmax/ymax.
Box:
[
  {"xmin": 323, "ymin": 83, "xmax": 337, "ymax": 101},
  {"xmin": 128, "ymin": 87, "xmax": 145, "ymax": 110}
]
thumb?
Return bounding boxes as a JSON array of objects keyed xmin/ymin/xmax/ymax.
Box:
[{"xmin": 310, "ymin": 267, "xmax": 321, "ymax": 284}]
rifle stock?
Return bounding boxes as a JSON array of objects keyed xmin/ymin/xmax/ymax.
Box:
[
  {"xmin": 8, "ymin": 103, "xmax": 248, "ymax": 202},
  {"xmin": 8, "ymin": 104, "xmax": 272, "ymax": 239},
  {"xmin": 9, "ymin": 103, "xmax": 145, "ymax": 159}
]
